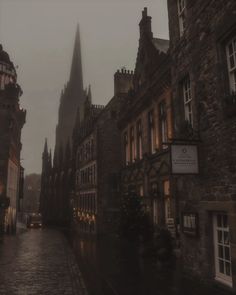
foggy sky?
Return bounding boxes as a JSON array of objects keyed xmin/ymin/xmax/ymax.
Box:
[{"xmin": 0, "ymin": 0, "xmax": 169, "ymax": 175}]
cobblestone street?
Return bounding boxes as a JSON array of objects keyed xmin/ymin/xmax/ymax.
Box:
[{"xmin": 0, "ymin": 227, "xmax": 88, "ymax": 295}]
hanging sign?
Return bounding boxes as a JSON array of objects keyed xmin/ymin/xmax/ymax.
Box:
[{"xmin": 171, "ymin": 144, "xmax": 199, "ymax": 174}]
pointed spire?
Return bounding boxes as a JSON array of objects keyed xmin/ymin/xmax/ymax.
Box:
[
  {"xmin": 88, "ymin": 84, "xmax": 92, "ymax": 103},
  {"xmin": 69, "ymin": 24, "xmax": 83, "ymax": 90},
  {"xmin": 42, "ymin": 138, "xmax": 49, "ymax": 174},
  {"xmin": 49, "ymin": 149, "xmax": 52, "ymax": 170},
  {"xmin": 53, "ymin": 147, "xmax": 58, "ymax": 168},
  {"xmin": 43, "ymin": 138, "xmax": 48, "ymax": 154}
]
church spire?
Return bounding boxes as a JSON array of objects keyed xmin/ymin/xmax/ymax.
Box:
[
  {"xmin": 69, "ymin": 24, "xmax": 83, "ymax": 90},
  {"xmin": 43, "ymin": 138, "xmax": 48, "ymax": 155},
  {"xmin": 87, "ymin": 84, "xmax": 92, "ymax": 104}
]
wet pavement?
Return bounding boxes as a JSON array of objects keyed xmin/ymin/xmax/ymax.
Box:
[
  {"xmin": 0, "ymin": 226, "xmax": 233, "ymax": 295},
  {"xmin": 0, "ymin": 227, "xmax": 88, "ymax": 295},
  {"xmin": 71, "ymin": 235, "xmax": 232, "ymax": 295}
]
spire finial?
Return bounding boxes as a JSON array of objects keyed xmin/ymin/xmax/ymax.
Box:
[
  {"xmin": 88, "ymin": 84, "xmax": 92, "ymax": 103},
  {"xmin": 69, "ymin": 23, "xmax": 83, "ymax": 90},
  {"xmin": 43, "ymin": 138, "xmax": 48, "ymax": 154}
]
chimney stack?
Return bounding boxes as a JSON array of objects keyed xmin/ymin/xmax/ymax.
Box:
[
  {"xmin": 139, "ymin": 7, "xmax": 153, "ymax": 39},
  {"xmin": 114, "ymin": 69, "xmax": 134, "ymax": 96}
]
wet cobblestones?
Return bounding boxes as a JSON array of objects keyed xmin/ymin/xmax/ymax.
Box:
[{"xmin": 0, "ymin": 228, "xmax": 88, "ymax": 295}]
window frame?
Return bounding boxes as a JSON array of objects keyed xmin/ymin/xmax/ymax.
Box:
[
  {"xmin": 177, "ymin": 0, "xmax": 186, "ymax": 37},
  {"xmin": 159, "ymin": 100, "xmax": 168, "ymax": 148},
  {"xmin": 226, "ymin": 36, "xmax": 236, "ymax": 93},
  {"xmin": 130, "ymin": 126, "xmax": 135, "ymax": 162},
  {"xmin": 136, "ymin": 120, "xmax": 143, "ymax": 160},
  {"xmin": 182, "ymin": 75, "xmax": 193, "ymax": 126},
  {"xmin": 213, "ymin": 213, "xmax": 232, "ymax": 287},
  {"xmin": 148, "ymin": 110, "xmax": 155, "ymax": 154}
]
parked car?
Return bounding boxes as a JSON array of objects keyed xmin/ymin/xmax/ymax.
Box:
[{"xmin": 26, "ymin": 213, "xmax": 42, "ymax": 228}]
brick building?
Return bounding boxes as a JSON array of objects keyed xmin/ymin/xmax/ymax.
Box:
[
  {"xmin": 0, "ymin": 45, "xmax": 26, "ymax": 234},
  {"xmin": 168, "ymin": 0, "xmax": 236, "ymax": 290},
  {"xmin": 118, "ymin": 8, "xmax": 175, "ymax": 235}
]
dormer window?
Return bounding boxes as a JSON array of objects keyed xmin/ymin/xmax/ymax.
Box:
[
  {"xmin": 226, "ymin": 37, "xmax": 236, "ymax": 93},
  {"xmin": 177, "ymin": 0, "xmax": 186, "ymax": 37}
]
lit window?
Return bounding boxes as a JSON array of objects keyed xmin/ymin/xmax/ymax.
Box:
[
  {"xmin": 130, "ymin": 127, "xmax": 135, "ymax": 162},
  {"xmin": 177, "ymin": 0, "xmax": 186, "ymax": 36},
  {"xmin": 148, "ymin": 110, "xmax": 155, "ymax": 154},
  {"xmin": 183, "ymin": 76, "xmax": 193, "ymax": 126},
  {"xmin": 139, "ymin": 185, "xmax": 144, "ymax": 197},
  {"xmin": 159, "ymin": 101, "xmax": 168, "ymax": 148},
  {"xmin": 136, "ymin": 120, "xmax": 142, "ymax": 159},
  {"xmin": 226, "ymin": 37, "xmax": 236, "ymax": 93}
]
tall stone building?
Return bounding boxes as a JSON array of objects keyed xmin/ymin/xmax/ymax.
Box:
[
  {"xmin": 40, "ymin": 26, "xmax": 86, "ymax": 225},
  {"xmin": 0, "ymin": 45, "xmax": 26, "ymax": 234},
  {"xmin": 168, "ymin": 0, "xmax": 236, "ymax": 290},
  {"xmin": 55, "ymin": 25, "xmax": 86, "ymax": 151},
  {"xmin": 118, "ymin": 8, "xmax": 174, "ymax": 234},
  {"xmin": 73, "ymin": 72, "xmax": 126, "ymax": 235}
]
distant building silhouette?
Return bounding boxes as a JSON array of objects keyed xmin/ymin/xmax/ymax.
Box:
[{"xmin": 23, "ymin": 173, "xmax": 41, "ymax": 214}]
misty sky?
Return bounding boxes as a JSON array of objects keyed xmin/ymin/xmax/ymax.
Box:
[{"xmin": 0, "ymin": 0, "xmax": 169, "ymax": 175}]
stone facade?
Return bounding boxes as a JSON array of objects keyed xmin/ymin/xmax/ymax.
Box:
[
  {"xmin": 168, "ymin": 0, "xmax": 236, "ymax": 290},
  {"xmin": 0, "ymin": 45, "xmax": 26, "ymax": 234},
  {"xmin": 118, "ymin": 8, "xmax": 176, "ymax": 235},
  {"xmin": 40, "ymin": 5, "xmax": 236, "ymax": 290},
  {"xmin": 73, "ymin": 76, "xmax": 125, "ymax": 235}
]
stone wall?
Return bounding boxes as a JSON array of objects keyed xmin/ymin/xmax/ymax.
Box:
[
  {"xmin": 97, "ymin": 95, "xmax": 122, "ymax": 234},
  {"xmin": 168, "ymin": 0, "xmax": 236, "ymax": 289}
]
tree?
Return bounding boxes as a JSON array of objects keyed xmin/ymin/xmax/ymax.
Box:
[{"xmin": 119, "ymin": 190, "xmax": 152, "ymax": 241}]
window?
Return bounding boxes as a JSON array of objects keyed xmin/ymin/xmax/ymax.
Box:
[
  {"xmin": 182, "ymin": 213, "xmax": 197, "ymax": 235},
  {"xmin": 183, "ymin": 76, "xmax": 193, "ymax": 126},
  {"xmin": 213, "ymin": 213, "xmax": 232, "ymax": 287},
  {"xmin": 136, "ymin": 120, "xmax": 142, "ymax": 159},
  {"xmin": 139, "ymin": 185, "xmax": 144, "ymax": 197},
  {"xmin": 159, "ymin": 101, "xmax": 168, "ymax": 148},
  {"xmin": 226, "ymin": 37, "xmax": 236, "ymax": 93},
  {"xmin": 177, "ymin": 0, "xmax": 186, "ymax": 36},
  {"xmin": 148, "ymin": 110, "xmax": 155, "ymax": 154},
  {"xmin": 130, "ymin": 127, "xmax": 135, "ymax": 162},
  {"xmin": 124, "ymin": 132, "xmax": 128, "ymax": 165}
]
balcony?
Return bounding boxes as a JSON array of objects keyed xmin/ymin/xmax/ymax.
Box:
[{"xmin": 224, "ymin": 93, "xmax": 236, "ymax": 118}]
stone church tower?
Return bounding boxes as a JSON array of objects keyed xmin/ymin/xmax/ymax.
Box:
[
  {"xmin": 40, "ymin": 25, "xmax": 86, "ymax": 225},
  {"xmin": 55, "ymin": 24, "xmax": 85, "ymax": 153}
]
